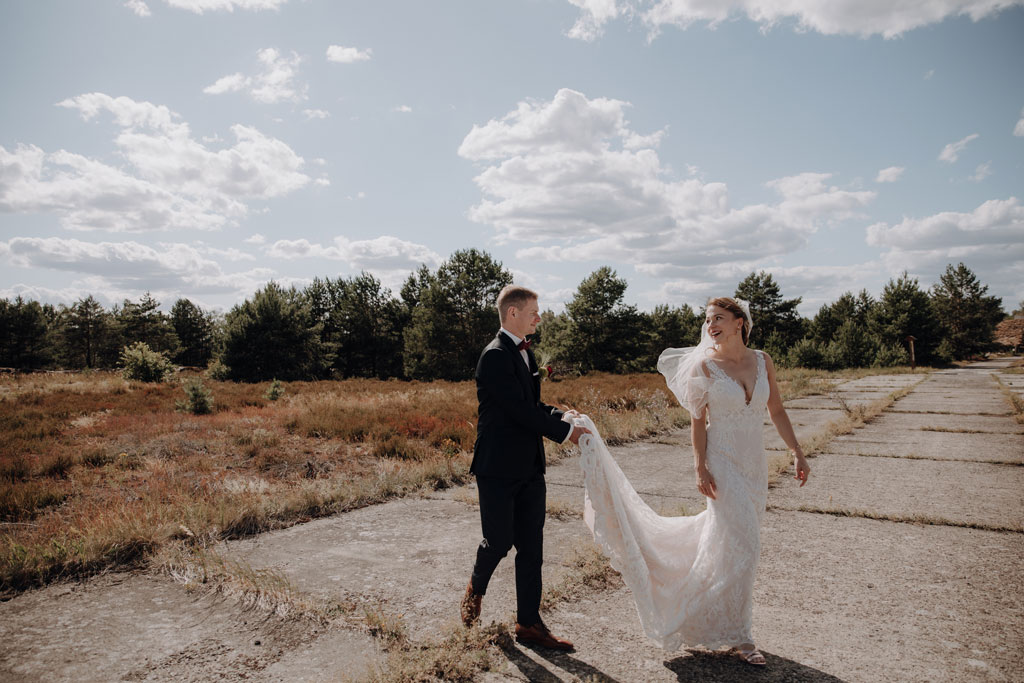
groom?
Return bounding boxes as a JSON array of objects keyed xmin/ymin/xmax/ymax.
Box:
[{"xmin": 460, "ymin": 285, "xmax": 589, "ymax": 650}]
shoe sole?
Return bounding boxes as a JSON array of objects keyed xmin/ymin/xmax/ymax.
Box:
[{"xmin": 514, "ymin": 635, "xmax": 573, "ymax": 651}]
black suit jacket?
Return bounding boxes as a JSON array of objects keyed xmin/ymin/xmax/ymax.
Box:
[{"xmin": 470, "ymin": 332, "xmax": 572, "ymax": 478}]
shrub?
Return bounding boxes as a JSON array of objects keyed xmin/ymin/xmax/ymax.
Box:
[
  {"xmin": 265, "ymin": 378, "xmax": 285, "ymax": 401},
  {"xmin": 371, "ymin": 435, "xmax": 428, "ymax": 460},
  {"xmin": 176, "ymin": 379, "xmax": 214, "ymax": 415},
  {"xmin": 81, "ymin": 449, "xmax": 113, "ymax": 467},
  {"xmin": 822, "ymin": 320, "xmax": 876, "ymax": 369},
  {"xmin": 206, "ymin": 359, "xmax": 230, "ymax": 381},
  {"xmin": 872, "ymin": 344, "xmax": 909, "ymax": 367},
  {"xmin": 1, "ymin": 457, "xmax": 31, "ymax": 483},
  {"xmin": 120, "ymin": 342, "xmax": 175, "ymax": 382},
  {"xmin": 39, "ymin": 454, "xmax": 75, "ymax": 479},
  {"xmin": 934, "ymin": 339, "xmax": 956, "ymax": 364},
  {"xmin": 787, "ymin": 338, "xmax": 826, "ymax": 369}
]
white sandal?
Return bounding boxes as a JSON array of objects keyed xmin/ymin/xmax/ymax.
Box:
[{"xmin": 735, "ymin": 645, "xmax": 766, "ymax": 666}]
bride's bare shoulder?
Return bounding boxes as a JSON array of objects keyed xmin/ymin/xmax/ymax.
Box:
[{"xmin": 756, "ymin": 349, "xmax": 778, "ymax": 371}]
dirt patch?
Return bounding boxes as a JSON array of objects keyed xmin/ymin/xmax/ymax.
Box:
[{"xmin": 0, "ymin": 572, "xmax": 347, "ymax": 682}]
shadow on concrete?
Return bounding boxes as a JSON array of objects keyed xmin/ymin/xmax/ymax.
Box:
[
  {"xmin": 500, "ymin": 643, "xmax": 625, "ymax": 682},
  {"xmin": 665, "ymin": 649, "xmax": 847, "ymax": 682}
]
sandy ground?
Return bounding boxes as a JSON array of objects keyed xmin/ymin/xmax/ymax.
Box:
[{"xmin": 2, "ymin": 359, "xmax": 1022, "ymax": 682}]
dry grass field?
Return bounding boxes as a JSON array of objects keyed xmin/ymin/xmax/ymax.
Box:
[{"xmin": 0, "ymin": 365, "xmax": 915, "ymax": 597}]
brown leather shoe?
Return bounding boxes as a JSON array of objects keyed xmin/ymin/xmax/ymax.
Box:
[
  {"xmin": 460, "ymin": 582, "xmax": 482, "ymax": 627},
  {"xmin": 514, "ymin": 621, "xmax": 574, "ymax": 651}
]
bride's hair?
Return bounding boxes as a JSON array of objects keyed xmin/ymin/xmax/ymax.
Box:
[{"xmin": 706, "ymin": 297, "xmax": 751, "ymax": 345}]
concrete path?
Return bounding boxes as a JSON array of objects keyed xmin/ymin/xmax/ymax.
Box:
[{"xmin": 2, "ymin": 360, "xmax": 1021, "ymax": 682}]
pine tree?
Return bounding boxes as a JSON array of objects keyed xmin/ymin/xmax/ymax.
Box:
[
  {"xmin": 930, "ymin": 262, "xmax": 1003, "ymax": 360},
  {"xmin": 559, "ymin": 267, "xmax": 643, "ymax": 374},
  {"xmin": 0, "ymin": 297, "xmax": 53, "ymax": 369},
  {"xmin": 59, "ymin": 296, "xmax": 116, "ymax": 368},
  {"xmin": 871, "ymin": 272, "xmax": 941, "ymax": 364},
  {"xmin": 734, "ymin": 271, "xmax": 805, "ymax": 352},
  {"xmin": 171, "ymin": 298, "xmax": 215, "ymax": 367},
  {"xmin": 637, "ymin": 304, "xmax": 702, "ymax": 372},
  {"xmin": 117, "ymin": 293, "xmax": 179, "ymax": 355},
  {"xmin": 221, "ymin": 282, "xmax": 330, "ymax": 382},
  {"xmin": 403, "ymin": 249, "xmax": 512, "ymax": 380},
  {"xmin": 309, "ymin": 272, "xmax": 404, "ymax": 378}
]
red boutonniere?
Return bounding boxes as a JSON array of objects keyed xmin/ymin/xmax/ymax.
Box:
[{"xmin": 538, "ymin": 365, "xmax": 555, "ymax": 380}]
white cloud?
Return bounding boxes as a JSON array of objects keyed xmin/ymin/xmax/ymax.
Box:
[
  {"xmin": 243, "ymin": 233, "xmax": 266, "ymax": 245},
  {"xmin": 0, "ymin": 283, "xmax": 91, "ymax": 307},
  {"xmin": 303, "ymin": 108, "xmax": 330, "ymax": 120},
  {"xmin": 924, "ymin": 69, "xmax": 935, "ymax": 80},
  {"xmin": 326, "ymin": 45, "xmax": 372, "ymax": 63},
  {"xmin": 266, "ymin": 235, "xmax": 441, "ymax": 272},
  {"xmin": 866, "ymin": 197, "xmax": 1024, "ymax": 304},
  {"xmin": 867, "ymin": 197, "xmax": 1023, "ymax": 251},
  {"xmin": 565, "ymin": 0, "xmax": 622, "ymax": 41},
  {"xmin": 125, "ymin": 0, "xmax": 151, "ymax": 17},
  {"xmin": 1014, "ymin": 107, "xmax": 1024, "ymax": 136},
  {"xmin": 875, "ymin": 166, "xmax": 905, "ymax": 183},
  {"xmin": 201, "ymin": 245, "xmax": 256, "ymax": 261},
  {"xmin": 393, "ymin": 105, "xmax": 413, "ymax": 113},
  {"xmin": 204, "ymin": 73, "xmax": 249, "ymax": 95},
  {"xmin": 461, "ymin": 89, "xmax": 874, "ymax": 280},
  {"xmin": 1, "ymin": 236, "xmax": 275, "ymax": 298},
  {"xmin": 204, "ymin": 48, "xmax": 306, "ymax": 104},
  {"xmin": 162, "ymin": 0, "xmax": 289, "ymax": 13},
  {"xmin": 0, "ymin": 93, "xmax": 311, "ymax": 232},
  {"xmin": 938, "ymin": 133, "xmax": 979, "ymax": 163},
  {"xmin": 650, "ymin": 261, "xmax": 883, "ymax": 315},
  {"xmin": 756, "ymin": 263, "xmax": 884, "ymax": 314},
  {"xmin": 635, "ymin": 0, "xmax": 1023, "ymax": 39},
  {"xmin": 970, "ymin": 162, "xmax": 992, "ymax": 182}
]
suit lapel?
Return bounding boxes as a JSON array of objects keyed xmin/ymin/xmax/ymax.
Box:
[
  {"xmin": 527, "ymin": 348, "xmax": 540, "ymax": 399},
  {"xmin": 499, "ymin": 333, "xmax": 534, "ymax": 397}
]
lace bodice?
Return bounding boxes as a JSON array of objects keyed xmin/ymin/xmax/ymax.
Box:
[
  {"xmin": 577, "ymin": 349, "xmax": 770, "ymax": 650},
  {"xmin": 703, "ymin": 350, "xmax": 769, "ymax": 419}
]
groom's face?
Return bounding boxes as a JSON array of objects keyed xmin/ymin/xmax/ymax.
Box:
[{"xmin": 508, "ymin": 298, "xmax": 541, "ymax": 338}]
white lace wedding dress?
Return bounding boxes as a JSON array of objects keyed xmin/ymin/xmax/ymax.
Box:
[{"xmin": 577, "ymin": 350, "xmax": 769, "ymax": 650}]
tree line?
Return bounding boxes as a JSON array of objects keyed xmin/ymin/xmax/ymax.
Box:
[{"xmin": 0, "ymin": 250, "xmax": 1012, "ymax": 382}]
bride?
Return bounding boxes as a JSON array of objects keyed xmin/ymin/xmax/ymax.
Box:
[{"xmin": 574, "ymin": 296, "xmax": 810, "ymax": 667}]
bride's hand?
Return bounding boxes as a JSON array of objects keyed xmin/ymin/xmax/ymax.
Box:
[
  {"xmin": 696, "ymin": 465, "xmax": 717, "ymax": 500},
  {"xmin": 794, "ymin": 453, "xmax": 810, "ymax": 487}
]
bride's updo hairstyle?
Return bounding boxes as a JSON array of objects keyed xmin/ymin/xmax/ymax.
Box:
[{"xmin": 706, "ymin": 297, "xmax": 751, "ymax": 345}]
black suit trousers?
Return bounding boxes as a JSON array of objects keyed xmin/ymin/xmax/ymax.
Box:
[{"xmin": 470, "ymin": 472, "xmax": 546, "ymax": 626}]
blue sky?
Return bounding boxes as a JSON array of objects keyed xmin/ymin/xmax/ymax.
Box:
[{"xmin": 1, "ymin": 0, "xmax": 1022, "ymax": 316}]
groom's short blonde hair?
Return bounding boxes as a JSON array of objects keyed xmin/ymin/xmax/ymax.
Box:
[{"xmin": 497, "ymin": 285, "xmax": 538, "ymax": 323}]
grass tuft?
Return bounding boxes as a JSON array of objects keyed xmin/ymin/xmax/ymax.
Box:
[
  {"xmin": 768, "ymin": 503, "xmax": 1023, "ymax": 534},
  {"xmin": 992, "ymin": 374, "xmax": 1024, "ymax": 424},
  {"xmin": 541, "ymin": 541, "xmax": 621, "ymax": 610}
]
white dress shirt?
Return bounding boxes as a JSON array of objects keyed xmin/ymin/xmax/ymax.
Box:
[{"xmin": 499, "ymin": 327, "xmax": 531, "ymax": 368}]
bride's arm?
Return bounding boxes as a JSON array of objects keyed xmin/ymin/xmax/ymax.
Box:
[
  {"xmin": 691, "ymin": 408, "xmax": 717, "ymax": 499},
  {"xmin": 763, "ymin": 352, "xmax": 810, "ymax": 486}
]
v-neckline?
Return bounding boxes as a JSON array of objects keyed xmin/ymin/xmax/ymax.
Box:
[{"xmin": 710, "ymin": 352, "xmax": 760, "ymax": 406}]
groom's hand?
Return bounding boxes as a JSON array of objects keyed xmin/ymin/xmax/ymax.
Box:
[{"xmin": 568, "ymin": 425, "xmax": 591, "ymax": 445}]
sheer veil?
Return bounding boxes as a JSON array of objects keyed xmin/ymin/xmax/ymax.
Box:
[{"xmin": 656, "ymin": 299, "xmax": 753, "ymax": 418}]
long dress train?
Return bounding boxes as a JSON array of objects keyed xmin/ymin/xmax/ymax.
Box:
[{"xmin": 577, "ymin": 350, "xmax": 769, "ymax": 650}]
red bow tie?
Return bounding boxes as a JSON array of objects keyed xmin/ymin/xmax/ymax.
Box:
[{"xmin": 517, "ymin": 339, "xmax": 532, "ymax": 351}]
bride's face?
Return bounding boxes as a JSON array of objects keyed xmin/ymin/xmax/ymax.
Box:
[{"xmin": 706, "ymin": 305, "xmax": 743, "ymax": 345}]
